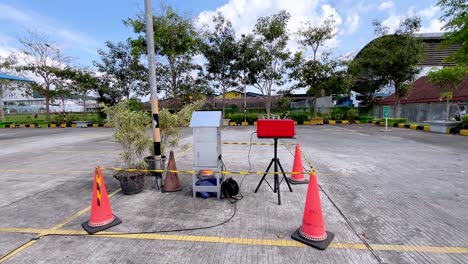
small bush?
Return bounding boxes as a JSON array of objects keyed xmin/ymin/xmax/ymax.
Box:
[
  {"xmin": 289, "ymin": 112, "xmax": 310, "ymax": 124},
  {"xmin": 462, "ymin": 115, "xmax": 468, "ymax": 129}
]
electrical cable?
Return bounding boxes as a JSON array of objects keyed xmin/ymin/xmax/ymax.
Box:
[
  {"xmin": 0, "ymin": 132, "xmax": 260, "ymax": 261},
  {"xmin": 280, "ymin": 139, "xmax": 384, "ymax": 264}
]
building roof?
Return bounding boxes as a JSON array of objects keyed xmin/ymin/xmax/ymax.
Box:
[
  {"xmin": 354, "ymin": 33, "xmax": 461, "ymax": 67},
  {"xmin": 0, "ymin": 73, "xmax": 33, "ymax": 82},
  {"xmin": 380, "ymin": 76, "xmax": 468, "ymax": 105}
]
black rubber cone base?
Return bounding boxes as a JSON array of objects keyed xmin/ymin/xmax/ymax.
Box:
[
  {"xmin": 287, "ymin": 177, "xmax": 309, "ymax": 185},
  {"xmin": 82, "ymin": 215, "xmax": 122, "ymax": 234},
  {"xmin": 291, "ymin": 228, "xmax": 335, "ymax": 250}
]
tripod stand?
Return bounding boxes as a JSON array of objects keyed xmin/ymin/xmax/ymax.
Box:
[{"xmin": 254, "ymin": 138, "xmax": 293, "ymax": 205}]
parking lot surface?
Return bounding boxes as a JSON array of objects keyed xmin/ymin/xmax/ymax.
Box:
[{"xmin": 0, "ymin": 125, "xmax": 467, "ymax": 263}]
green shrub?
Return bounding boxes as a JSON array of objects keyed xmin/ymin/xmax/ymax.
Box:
[
  {"xmin": 359, "ymin": 116, "xmax": 374, "ymax": 123},
  {"xmin": 289, "ymin": 112, "xmax": 310, "ymax": 124},
  {"xmin": 226, "ymin": 113, "xmax": 244, "ymax": 123},
  {"xmin": 462, "ymin": 115, "xmax": 468, "ymax": 129}
]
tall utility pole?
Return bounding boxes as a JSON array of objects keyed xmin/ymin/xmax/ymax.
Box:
[{"xmin": 144, "ymin": 0, "xmax": 162, "ymax": 174}]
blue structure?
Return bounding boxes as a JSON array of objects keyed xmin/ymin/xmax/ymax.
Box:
[{"xmin": 0, "ymin": 73, "xmax": 33, "ymax": 82}]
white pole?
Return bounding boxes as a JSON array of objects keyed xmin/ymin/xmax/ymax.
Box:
[{"xmin": 144, "ymin": 0, "xmax": 162, "ymax": 173}]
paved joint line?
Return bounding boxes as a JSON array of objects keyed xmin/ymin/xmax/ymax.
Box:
[
  {"xmin": 0, "ymin": 227, "xmax": 467, "ymax": 254},
  {"xmin": 0, "ymin": 189, "xmax": 121, "ymax": 263}
]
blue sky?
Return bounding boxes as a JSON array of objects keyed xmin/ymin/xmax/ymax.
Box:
[{"xmin": 0, "ymin": 0, "xmax": 445, "ymax": 68}]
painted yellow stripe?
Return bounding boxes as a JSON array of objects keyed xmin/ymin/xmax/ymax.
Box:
[
  {"xmin": 0, "ymin": 240, "xmax": 38, "ymax": 263},
  {"xmin": 0, "ymin": 189, "xmax": 121, "ymax": 262},
  {"xmin": 0, "ymin": 227, "xmax": 467, "ymax": 254},
  {"xmin": 0, "ymin": 169, "xmax": 90, "ymax": 174}
]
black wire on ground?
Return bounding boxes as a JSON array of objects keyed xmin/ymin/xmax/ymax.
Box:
[
  {"xmin": 281, "ymin": 139, "xmax": 384, "ymax": 264},
  {"xmin": 0, "ymin": 133, "xmax": 259, "ymax": 261}
]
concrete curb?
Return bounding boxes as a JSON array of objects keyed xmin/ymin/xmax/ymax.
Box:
[{"xmin": 6, "ymin": 123, "xmax": 110, "ymax": 129}]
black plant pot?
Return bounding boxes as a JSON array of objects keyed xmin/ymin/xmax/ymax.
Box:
[
  {"xmin": 144, "ymin": 155, "xmax": 166, "ymax": 177},
  {"xmin": 114, "ymin": 171, "xmax": 145, "ymax": 195}
]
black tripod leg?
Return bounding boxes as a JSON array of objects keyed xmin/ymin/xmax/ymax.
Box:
[
  {"xmin": 276, "ymin": 172, "xmax": 281, "ymax": 205},
  {"xmin": 278, "ymin": 159, "xmax": 293, "ymax": 192},
  {"xmin": 255, "ymin": 158, "xmax": 274, "ymax": 193}
]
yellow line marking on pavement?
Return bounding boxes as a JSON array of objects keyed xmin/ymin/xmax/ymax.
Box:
[
  {"xmin": 52, "ymin": 150, "xmax": 119, "ymax": 154},
  {"xmin": 0, "ymin": 169, "xmax": 90, "ymax": 174},
  {"xmin": 0, "ymin": 227, "xmax": 467, "ymax": 254},
  {"xmin": 0, "ymin": 189, "xmax": 121, "ymax": 262}
]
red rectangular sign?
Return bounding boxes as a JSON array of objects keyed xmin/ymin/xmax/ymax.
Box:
[{"xmin": 256, "ymin": 119, "xmax": 295, "ymax": 138}]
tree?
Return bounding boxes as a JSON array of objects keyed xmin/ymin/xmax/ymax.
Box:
[
  {"xmin": 54, "ymin": 67, "xmax": 99, "ymax": 119},
  {"xmin": 427, "ymin": 65, "xmax": 468, "ymax": 121},
  {"xmin": 437, "ymin": 0, "xmax": 467, "ymax": 65},
  {"xmin": 201, "ymin": 12, "xmax": 239, "ymax": 118},
  {"xmin": 125, "ymin": 6, "xmax": 202, "ymax": 98},
  {"xmin": 297, "ymin": 16, "xmax": 336, "ymax": 61},
  {"xmin": 289, "ymin": 17, "xmax": 338, "ymax": 116},
  {"xmin": 17, "ymin": 30, "xmax": 70, "ymax": 121},
  {"xmin": 94, "ymin": 41, "xmax": 149, "ymax": 101},
  {"xmin": 351, "ymin": 17, "xmax": 424, "ymax": 117},
  {"xmin": 250, "ymin": 10, "xmax": 291, "ymax": 115}
]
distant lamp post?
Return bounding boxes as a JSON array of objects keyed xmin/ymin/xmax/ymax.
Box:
[{"xmin": 241, "ymin": 34, "xmax": 247, "ymax": 122}]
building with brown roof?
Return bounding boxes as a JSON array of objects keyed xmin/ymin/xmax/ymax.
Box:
[{"xmin": 378, "ymin": 76, "xmax": 468, "ymax": 122}]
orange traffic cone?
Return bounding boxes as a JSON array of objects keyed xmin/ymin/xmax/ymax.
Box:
[
  {"xmin": 291, "ymin": 171, "xmax": 334, "ymax": 250},
  {"xmin": 162, "ymin": 151, "xmax": 182, "ymax": 193},
  {"xmin": 82, "ymin": 167, "xmax": 121, "ymax": 234},
  {"xmin": 288, "ymin": 144, "xmax": 309, "ymax": 184}
]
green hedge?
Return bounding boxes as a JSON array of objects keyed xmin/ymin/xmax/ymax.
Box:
[{"xmin": 462, "ymin": 115, "xmax": 468, "ymax": 129}]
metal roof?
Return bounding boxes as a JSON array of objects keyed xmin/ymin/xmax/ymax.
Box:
[
  {"xmin": 380, "ymin": 76, "xmax": 468, "ymax": 105},
  {"xmin": 189, "ymin": 111, "xmax": 222, "ymax": 127},
  {"xmin": 0, "ymin": 73, "xmax": 33, "ymax": 82}
]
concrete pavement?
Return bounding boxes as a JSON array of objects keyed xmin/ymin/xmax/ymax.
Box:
[{"xmin": 0, "ymin": 125, "xmax": 467, "ymax": 263}]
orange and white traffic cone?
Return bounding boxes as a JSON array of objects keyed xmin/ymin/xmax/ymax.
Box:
[
  {"xmin": 288, "ymin": 144, "xmax": 308, "ymax": 184},
  {"xmin": 82, "ymin": 167, "xmax": 121, "ymax": 234},
  {"xmin": 162, "ymin": 151, "xmax": 182, "ymax": 193},
  {"xmin": 291, "ymin": 171, "xmax": 334, "ymax": 250}
]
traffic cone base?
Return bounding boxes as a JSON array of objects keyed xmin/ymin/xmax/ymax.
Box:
[
  {"xmin": 291, "ymin": 228, "xmax": 335, "ymax": 250},
  {"xmin": 287, "ymin": 177, "xmax": 309, "ymax": 185},
  {"xmin": 82, "ymin": 215, "xmax": 122, "ymax": 234}
]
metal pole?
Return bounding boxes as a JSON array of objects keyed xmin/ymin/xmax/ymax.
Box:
[{"xmin": 144, "ymin": 0, "xmax": 162, "ymax": 174}]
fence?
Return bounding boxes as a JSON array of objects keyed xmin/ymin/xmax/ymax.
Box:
[{"xmin": 374, "ymin": 102, "xmax": 468, "ymax": 122}]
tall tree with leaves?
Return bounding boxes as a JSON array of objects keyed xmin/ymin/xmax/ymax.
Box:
[
  {"xmin": 289, "ymin": 16, "xmax": 338, "ymax": 116},
  {"xmin": 437, "ymin": 0, "xmax": 467, "ymax": 65},
  {"xmin": 201, "ymin": 12, "xmax": 239, "ymax": 118},
  {"xmin": 94, "ymin": 40, "xmax": 149, "ymax": 101},
  {"xmin": 125, "ymin": 6, "xmax": 202, "ymax": 98},
  {"xmin": 351, "ymin": 17, "xmax": 424, "ymax": 117},
  {"xmin": 54, "ymin": 67, "xmax": 99, "ymax": 119},
  {"xmin": 297, "ymin": 17, "xmax": 336, "ymax": 62},
  {"xmin": 17, "ymin": 30, "xmax": 69, "ymax": 121},
  {"xmin": 250, "ymin": 10, "xmax": 291, "ymax": 114},
  {"xmin": 428, "ymin": 65, "xmax": 468, "ymax": 121}
]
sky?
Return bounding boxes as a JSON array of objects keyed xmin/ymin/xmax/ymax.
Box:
[{"xmin": 0, "ymin": 0, "xmax": 445, "ymax": 72}]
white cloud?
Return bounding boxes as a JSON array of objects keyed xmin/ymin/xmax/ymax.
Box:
[
  {"xmin": 378, "ymin": 1, "xmax": 394, "ymax": 11},
  {"xmin": 197, "ymin": 0, "xmax": 342, "ymax": 54},
  {"xmin": 0, "ymin": 3, "xmax": 99, "ymax": 56},
  {"xmin": 345, "ymin": 13, "xmax": 360, "ymax": 34},
  {"xmin": 417, "ymin": 5, "xmax": 439, "ymax": 19},
  {"xmin": 381, "ymin": 14, "xmax": 403, "ymax": 32},
  {"xmin": 419, "ymin": 19, "xmax": 445, "ymax": 33}
]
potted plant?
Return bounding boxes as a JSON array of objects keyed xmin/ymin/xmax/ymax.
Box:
[
  {"xmin": 104, "ymin": 101, "xmax": 152, "ymax": 195},
  {"xmin": 144, "ymin": 100, "xmax": 205, "ymax": 177}
]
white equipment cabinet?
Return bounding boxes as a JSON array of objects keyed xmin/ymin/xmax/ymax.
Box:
[{"xmin": 189, "ymin": 111, "xmax": 223, "ymax": 198}]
